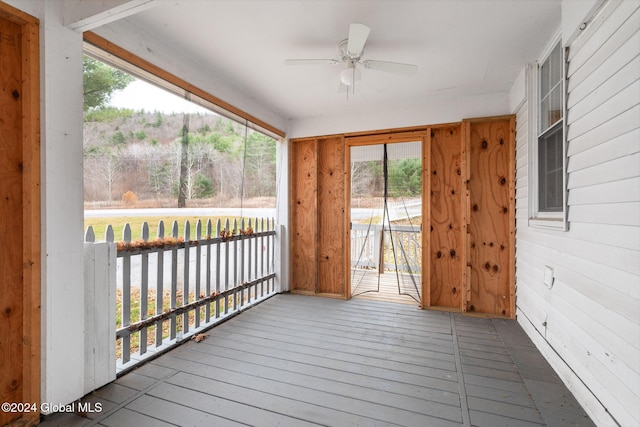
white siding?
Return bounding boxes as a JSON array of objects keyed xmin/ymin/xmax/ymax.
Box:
[{"xmin": 514, "ymin": 1, "xmax": 640, "ymax": 426}]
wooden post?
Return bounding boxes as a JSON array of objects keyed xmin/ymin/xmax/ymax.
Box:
[
  {"xmin": 422, "ymin": 131, "xmax": 431, "ymax": 308},
  {"xmin": 0, "ymin": 4, "xmax": 40, "ymax": 424},
  {"xmin": 461, "ymin": 121, "xmax": 472, "ymax": 313}
]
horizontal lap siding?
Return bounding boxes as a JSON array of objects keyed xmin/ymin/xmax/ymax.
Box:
[{"xmin": 515, "ymin": 1, "xmax": 640, "ymax": 426}]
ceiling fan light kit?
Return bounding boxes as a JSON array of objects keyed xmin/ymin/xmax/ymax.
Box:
[
  {"xmin": 340, "ymin": 63, "xmax": 361, "ymax": 86},
  {"xmin": 285, "ymin": 22, "xmax": 418, "ymax": 96}
]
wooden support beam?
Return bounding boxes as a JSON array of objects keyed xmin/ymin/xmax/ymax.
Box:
[{"xmin": 0, "ymin": 2, "xmax": 40, "ymax": 426}]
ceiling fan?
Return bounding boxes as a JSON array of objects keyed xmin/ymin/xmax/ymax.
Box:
[{"xmin": 284, "ymin": 23, "xmax": 418, "ymax": 94}]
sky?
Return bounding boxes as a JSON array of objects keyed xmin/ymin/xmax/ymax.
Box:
[{"xmin": 108, "ymin": 78, "xmax": 210, "ymax": 115}]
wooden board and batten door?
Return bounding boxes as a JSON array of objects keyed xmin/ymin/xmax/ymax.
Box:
[
  {"xmin": 0, "ymin": 3, "xmax": 40, "ymax": 426},
  {"xmin": 289, "ymin": 117, "xmax": 515, "ymax": 318}
]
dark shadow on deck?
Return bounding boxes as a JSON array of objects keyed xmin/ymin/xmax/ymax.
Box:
[{"xmin": 40, "ymin": 294, "xmax": 594, "ymax": 427}]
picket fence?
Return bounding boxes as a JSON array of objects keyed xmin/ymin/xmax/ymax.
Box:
[{"xmin": 84, "ymin": 217, "xmax": 276, "ymax": 374}]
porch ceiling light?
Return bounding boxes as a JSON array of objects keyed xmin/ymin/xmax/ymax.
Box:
[{"xmin": 340, "ymin": 63, "xmax": 361, "ymax": 86}]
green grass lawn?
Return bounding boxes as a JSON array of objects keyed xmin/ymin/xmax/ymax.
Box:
[{"xmin": 85, "ymin": 215, "xmax": 243, "ymax": 241}]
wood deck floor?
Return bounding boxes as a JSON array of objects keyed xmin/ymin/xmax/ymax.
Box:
[
  {"xmin": 350, "ymin": 269, "xmax": 421, "ymax": 305},
  {"xmin": 40, "ymin": 294, "xmax": 594, "ymax": 427}
]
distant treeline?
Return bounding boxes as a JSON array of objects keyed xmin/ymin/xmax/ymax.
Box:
[{"xmin": 83, "ymin": 107, "xmax": 276, "ymax": 205}]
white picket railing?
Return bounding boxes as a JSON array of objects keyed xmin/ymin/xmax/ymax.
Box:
[
  {"xmin": 85, "ymin": 217, "xmax": 276, "ymax": 374},
  {"xmin": 351, "ymin": 223, "xmax": 421, "ymax": 273}
]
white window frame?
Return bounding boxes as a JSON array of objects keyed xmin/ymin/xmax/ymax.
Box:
[{"xmin": 528, "ymin": 33, "xmax": 569, "ymax": 231}]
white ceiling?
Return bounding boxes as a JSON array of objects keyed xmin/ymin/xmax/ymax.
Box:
[{"xmin": 109, "ymin": 0, "xmax": 561, "ymax": 125}]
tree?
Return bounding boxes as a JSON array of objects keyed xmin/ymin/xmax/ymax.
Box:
[
  {"xmin": 83, "ymin": 56, "xmax": 135, "ymax": 111},
  {"xmin": 389, "ymin": 158, "xmax": 422, "ymax": 197},
  {"xmin": 244, "ymin": 131, "xmax": 276, "ymax": 197},
  {"xmin": 84, "ymin": 146, "xmax": 125, "ymax": 202},
  {"xmin": 194, "ymin": 173, "xmax": 214, "ymax": 198},
  {"xmin": 177, "ymin": 114, "xmax": 190, "ymax": 208}
]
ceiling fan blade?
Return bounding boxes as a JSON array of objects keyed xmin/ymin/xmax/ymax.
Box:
[
  {"xmin": 363, "ymin": 60, "xmax": 418, "ymax": 76},
  {"xmin": 284, "ymin": 59, "xmax": 339, "ymax": 65},
  {"xmin": 347, "ymin": 23, "xmax": 370, "ymax": 56}
]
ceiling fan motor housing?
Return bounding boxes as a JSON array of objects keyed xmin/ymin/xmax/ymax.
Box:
[{"xmin": 339, "ymin": 39, "xmax": 362, "ymax": 62}]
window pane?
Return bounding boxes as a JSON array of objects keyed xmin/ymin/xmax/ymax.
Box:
[
  {"xmin": 548, "ymin": 85, "xmax": 563, "ymax": 125},
  {"xmin": 539, "ymin": 41, "xmax": 563, "ymax": 134},
  {"xmin": 549, "ymin": 43, "xmax": 562, "ymax": 88},
  {"xmin": 541, "ymin": 96, "xmax": 550, "ymax": 131},
  {"xmin": 538, "ymin": 122, "xmax": 563, "ymax": 212},
  {"xmin": 540, "ymin": 57, "xmax": 550, "ymax": 96}
]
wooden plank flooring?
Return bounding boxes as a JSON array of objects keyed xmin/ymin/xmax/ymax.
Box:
[
  {"xmin": 40, "ymin": 294, "xmax": 594, "ymax": 427},
  {"xmin": 351, "ymin": 269, "xmax": 420, "ymax": 305}
]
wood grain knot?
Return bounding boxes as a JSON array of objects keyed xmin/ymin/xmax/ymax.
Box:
[
  {"xmin": 456, "ymin": 168, "xmax": 461, "ymax": 176},
  {"xmin": 481, "ymin": 140, "xmax": 488, "ymax": 149},
  {"xmin": 484, "ymin": 262, "xmax": 491, "ymax": 270},
  {"xmin": 449, "ymin": 249, "xmax": 456, "ymax": 258},
  {"xmin": 472, "ymin": 204, "xmax": 478, "ymax": 212},
  {"xmin": 502, "ymin": 206, "xmax": 508, "ymax": 213},
  {"xmin": 436, "ymin": 251, "xmax": 442, "ymax": 258},
  {"xmin": 452, "ymin": 287, "xmax": 457, "ymax": 294},
  {"xmin": 493, "ymin": 265, "xmax": 499, "ymax": 272},
  {"xmin": 10, "ymin": 379, "xmax": 19, "ymax": 389},
  {"xmin": 499, "ymin": 138, "xmax": 504, "ymax": 145},
  {"xmin": 499, "ymin": 176, "xmax": 507, "ymax": 185},
  {"xmin": 450, "ymin": 189, "xmax": 455, "ymax": 195},
  {"xmin": 4, "ymin": 307, "xmax": 11, "ymax": 316},
  {"xmin": 12, "ymin": 89, "xmax": 20, "ymax": 100}
]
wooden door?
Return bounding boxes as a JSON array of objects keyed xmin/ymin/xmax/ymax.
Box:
[{"xmin": 0, "ymin": 4, "xmax": 40, "ymax": 425}]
